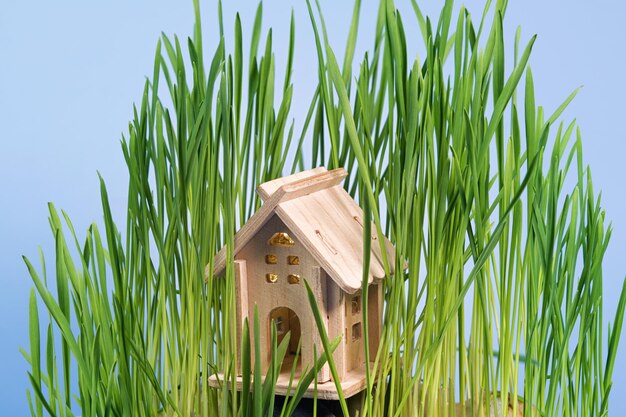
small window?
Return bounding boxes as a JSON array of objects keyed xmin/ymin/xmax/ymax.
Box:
[
  {"xmin": 268, "ymin": 232, "xmax": 295, "ymax": 247},
  {"xmin": 266, "ymin": 273, "xmax": 278, "ymax": 283},
  {"xmin": 351, "ymin": 296, "xmax": 361, "ymax": 315},
  {"xmin": 352, "ymin": 322, "xmax": 362, "ymax": 342},
  {"xmin": 265, "ymin": 254, "xmax": 278, "ymax": 264},
  {"xmin": 287, "ymin": 255, "xmax": 300, "ymax": 265}
]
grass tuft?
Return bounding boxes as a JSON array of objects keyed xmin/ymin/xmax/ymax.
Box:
[{"xmin": 22, "ymin": 1, "xmax": 625, "ymax": 416}]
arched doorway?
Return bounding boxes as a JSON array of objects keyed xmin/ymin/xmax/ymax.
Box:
[{"xmin": 269, "ymin": 307, "xmax": 302, "ymax": 374}]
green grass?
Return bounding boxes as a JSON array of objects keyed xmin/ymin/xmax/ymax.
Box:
[{"xmin": 22, "ymin": 0, "xmax": 626, "ymax": 416}]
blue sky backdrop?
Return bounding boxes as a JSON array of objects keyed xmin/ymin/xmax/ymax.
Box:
[{"xmin": 1, "ymin": 1, "xmax": 624, "ymax": 415}]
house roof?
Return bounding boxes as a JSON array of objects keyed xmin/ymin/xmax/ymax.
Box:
[{"xmin": 209, "ymin": 167, "xmax": 396, "ymax": 294}]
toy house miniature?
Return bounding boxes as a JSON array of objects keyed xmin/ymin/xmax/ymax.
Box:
[{"xmin": 208, "ymin": 167, "xmax": 396, "ymax": 399}]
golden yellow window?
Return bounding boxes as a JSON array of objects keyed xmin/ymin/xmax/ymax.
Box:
[{"xmin": 268, "ymin": 232, "xmax": 295, "ymax": 247}]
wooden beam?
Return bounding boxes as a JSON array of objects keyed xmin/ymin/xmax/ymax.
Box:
[
  {"xmin": 256, "ymin": 166, "xmax": 327, "ymax": 201},
  {"xmin": 277, "ymin": 168, "xmax": 347, "ymax": 203}
]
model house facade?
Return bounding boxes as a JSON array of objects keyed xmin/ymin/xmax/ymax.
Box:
[{"xmin": 210, "ymin": 167, "xmax": 396, "ymax": 394}]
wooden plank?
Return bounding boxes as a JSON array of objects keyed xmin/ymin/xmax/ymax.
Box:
[
  {"xmin": 257, "ymin": 167, "xmax": 348, "ymax": 202},
  {"xmin": 279, "ymin": 168, "xmax": 348, "ymax": 201},
  {"xmin": 257, "ymin": 166, "xmax": 327, "ymax": 201},
  {"xmin": 207, "ymin": 362, "xmax": 373, "ymax": 400}
]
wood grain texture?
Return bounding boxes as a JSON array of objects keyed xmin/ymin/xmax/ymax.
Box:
[
  {"xmin": 257, "ymin": 166, "xmax": 328, "ymax": 201},
  {"xmin": 274, "ymin": 183, "xmax": 395, "ymax": 293}
]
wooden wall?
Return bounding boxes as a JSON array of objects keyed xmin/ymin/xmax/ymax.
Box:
[{"xmin": 235, "ymin": 214, "xmax": 330, "ymax": 382}]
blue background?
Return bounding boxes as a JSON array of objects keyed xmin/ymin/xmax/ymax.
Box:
[{"xmin": 1, "ymin": 1, "xmax": 624, "ymax": 415}]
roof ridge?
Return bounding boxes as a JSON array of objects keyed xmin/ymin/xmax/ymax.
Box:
[
  {"xmin": 257, "ymin": 167, "xmax": 347, "ymax": 201},
  {"xmin": 278, "ymin": 168, "xmax": 347, "ymax": 201},
  {"xmin": 256, "ymin": 167, "xmax": 327, "ymax": 201}
]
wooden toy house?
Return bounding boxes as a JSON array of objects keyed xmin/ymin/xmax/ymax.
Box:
[{"xmin": 209, "ymin": 167, "xmax": 396, "ymax": 399}]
